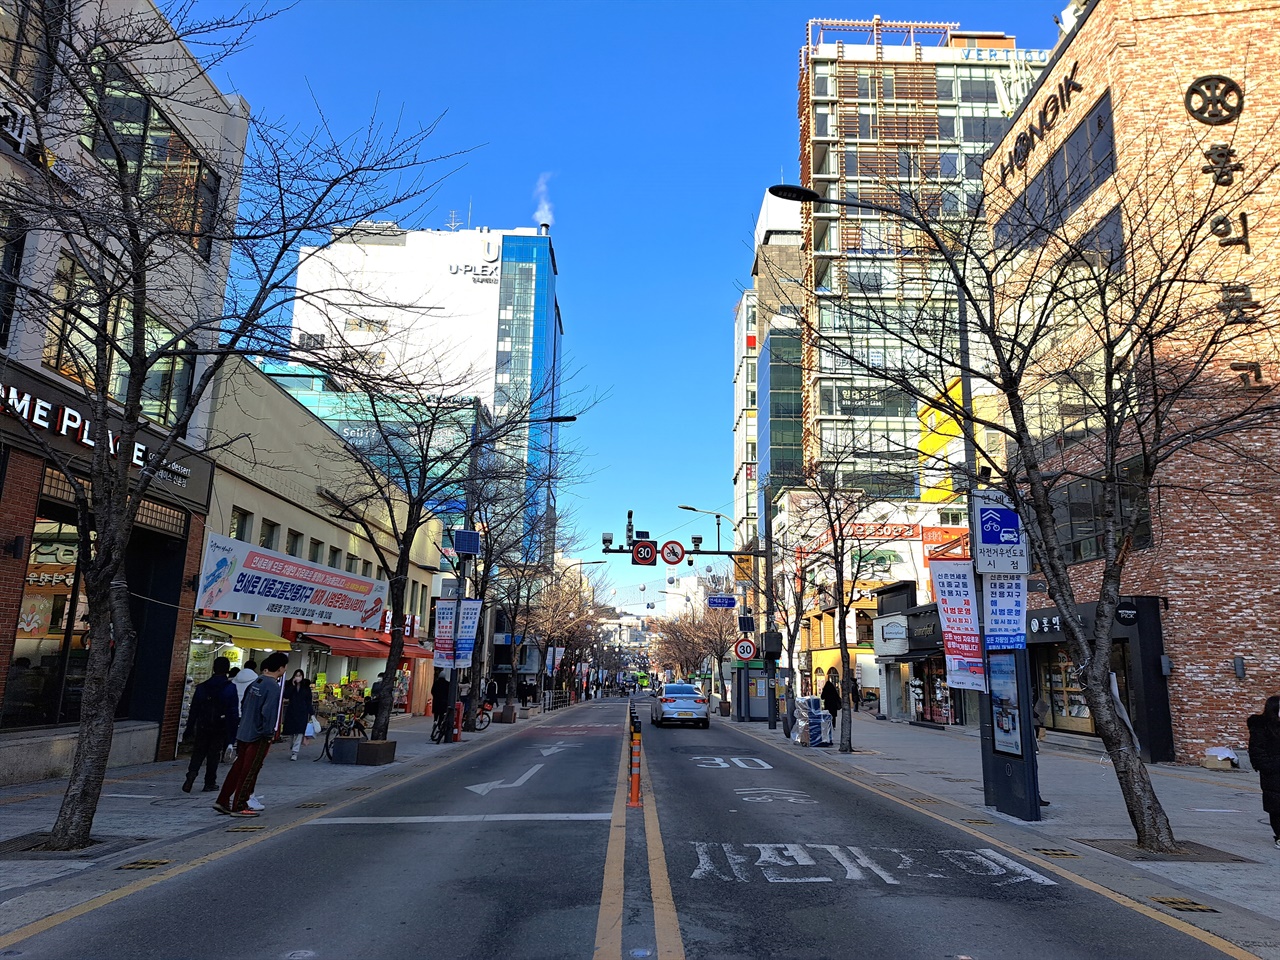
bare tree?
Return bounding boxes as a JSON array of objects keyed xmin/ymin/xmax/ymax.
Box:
[
  {"xmin": 0, "ymin": 2, "xmax": 460, "ymax": 849},
  {"xmin": 778, "ymin": 79, "xmax": 1280, "ymax": 849}
]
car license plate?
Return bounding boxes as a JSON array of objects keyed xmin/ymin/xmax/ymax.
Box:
[{"xmin": 677, "ymin": 711, "xmax": 694, "ymax": 717}]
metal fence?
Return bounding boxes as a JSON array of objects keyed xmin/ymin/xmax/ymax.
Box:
[{"xmin": 543, "ymin": 690, "xmax": 573, "ymax": 711}]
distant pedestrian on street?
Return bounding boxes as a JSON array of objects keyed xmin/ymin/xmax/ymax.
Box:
[
  {"xmin": 432, "ymin": 671, "xmax": 452, "ymax": 723},
  {"xmin": 1246, "ymin": 695, "xmax": 1280, "ymax": 848},
  {"xmin": 281, "ymin": 669, "xmax": 314, "ymax": 761},
  {"xmin": 182, "ymin": 656, "xmax": 238, "ymax": 793},
  {"xmin": 232, "ymin": 658, "xmax": 258, "ymax": 706},
  {"xmin": 214, "ymin": 652, "xmax": 288, "ymax": 818},
  {"xmin": 821, "ymin": 675, "xmax": 841, "ymax": 721},
  {"xmin": 851, "ymin": 675, "xmax": 861, "ymax": 712}
]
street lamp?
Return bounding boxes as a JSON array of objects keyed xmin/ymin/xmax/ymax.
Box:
[{"xmin": 677, "ymin": 504, "xmax": 734, "ymax": 552}]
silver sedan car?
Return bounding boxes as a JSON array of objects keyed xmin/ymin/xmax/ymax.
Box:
[{"xmin": 649, "ymin": 683, "xmax": 710, "ymax": 728}]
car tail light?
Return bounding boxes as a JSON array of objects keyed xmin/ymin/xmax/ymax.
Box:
[
  {"xmin": 694, "ymin": 698, "xmax": 707, "ymax": 704},
  {"xmin": 661, "ymin": 697, "xmax": 675, "ymax": 703}
]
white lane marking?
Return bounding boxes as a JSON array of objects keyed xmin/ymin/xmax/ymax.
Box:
[
  {"xmin": 974, "ymin": 849, "xmax": 1057, "ymax": 885},
  {"xmin": 1192, "ymin": 808, "xmax": 1240, "ymax": 813},
  {"xmin": 746, "ymin": 843, "xmax": 831, "ymax": 882},
  {"xmin": 466, "ymin": 763, "xmax": 545, "ymax": 796},
  {"xmin": 102, "ymin": 794, "xmax": 159, "ymax": 799},
  {"xmin": 538, "ymin": 741, "xmax": 583, "ymax": 756},
  {"xmin": 308, "ymin": 813, "xmax": 612, "ymax": 824}
]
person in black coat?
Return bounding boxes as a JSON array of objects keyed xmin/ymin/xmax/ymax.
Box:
[
  {"xmin": 821, "ymin": 676, "xmax": 841, "ymax": 720},
  {"xmin": 1247, "ymin": 695, "xmax": 1280, "ymax": 848},
  {"xmin": 183, "ymin": 656, "xmax": 239, "ymax": 793},
  {"xmin": 281, "ymin": 670, "xmax": 314, "ymax": 761}
]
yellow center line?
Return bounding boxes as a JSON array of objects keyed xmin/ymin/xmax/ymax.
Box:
[
  {"xmin": 593, "ymin": 717, "xmax": 629, "ymax": 960},
  {"xmin": 726, "ymin": 723, "xmax": 1259, "ymax": 960},
  {"xmin": 639, "ymin": 743, "xmax": 685, "ymax": 960},
  {"xmin": 0, "ymin": 725, "xmax": 519, "ymax": 951}
]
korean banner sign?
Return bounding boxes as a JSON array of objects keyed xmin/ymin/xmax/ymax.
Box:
[
  {"xmin": 931, "ymin": 559, "xmax": 986, "ymax": 692},
  {"xmin": 982, "ymin": 573, "xmax": 1027, "ymax": 651},
  {"xmin": 197, "ymin": 533, "xmax": 387, "ymax": 629}
]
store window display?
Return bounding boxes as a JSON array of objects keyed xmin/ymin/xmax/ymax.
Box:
[{"xmin": 2, "ymin": 519, "xmax": 91, "ymax": 728}]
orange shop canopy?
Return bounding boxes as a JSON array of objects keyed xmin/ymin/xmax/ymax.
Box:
[{"xmin": 398, "ymin": 644, "xmax": 432, "ymax": 660}]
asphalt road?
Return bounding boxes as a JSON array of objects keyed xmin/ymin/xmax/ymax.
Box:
[
  {"xmin": 644, "ymin": 704, "xmax": 1233, "ymax": 960},
  {"xmin": 1, "ymin": 698, "xmax": 1249, "ymax": 960}
]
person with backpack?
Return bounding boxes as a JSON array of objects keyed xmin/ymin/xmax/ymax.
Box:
[{"xmin": 182, "ymin": 656, "xmax": 239, "ymax": 793}]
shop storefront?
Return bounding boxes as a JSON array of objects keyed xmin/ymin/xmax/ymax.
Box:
[
  {"xmin": 873, "ymin": 604, "xmax": 967, "ymax": 726},
  {"xmin": 1026, "ymin": 597, "xmax": 1173, "ymax": 762},
  {"xmin": 0, "ymin": 365, "xmax": 212, "ymax": 771},
  {"xmin": 284, "ymin": 619, "xmax": 432, "ymax": 720}
]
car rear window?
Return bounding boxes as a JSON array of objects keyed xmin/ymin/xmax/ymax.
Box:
[{"xmin": 665, "ymin": 685, "xmax": 699, "ymax": 695}]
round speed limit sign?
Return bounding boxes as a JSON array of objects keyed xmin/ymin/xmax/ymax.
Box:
[{"xmin": 734, "ymin": 638, "xmax": 758, "ymax": 661}]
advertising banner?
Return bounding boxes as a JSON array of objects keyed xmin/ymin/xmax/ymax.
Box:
[
  {"xmin": 433, "ymin": 600, "xmax": 455, "ymax": 664},
  {"xmin": 988, "ymin": 652, "xmax": 1023, "ymax": 756},
  {"xmin": 434, "ymin": 598, "xmax": 481, "ymax": 668},
  {"xmin": 983, "ymin": 573, "xmax": 1027, "ymax": 651},
  {"xmin": 197, "ymin": 533, "xmax": 387, "ymax": 628},
  {"xmin": 931, "ymin": 559, "xmax": 986, "ymax": 692}
]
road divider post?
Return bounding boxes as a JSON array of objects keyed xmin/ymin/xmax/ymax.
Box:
[{"xmin": 628, "ymin": 710, "xmax": 642, "ymax": 807}]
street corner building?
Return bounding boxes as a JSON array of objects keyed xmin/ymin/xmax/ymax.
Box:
[
  {"xmin": 980, "ymin": 0, "xmax": 1280, "ymax": 762},
  {"xmin": 0, "ymin": 0, "xmax": 248, "ymax": 783}
]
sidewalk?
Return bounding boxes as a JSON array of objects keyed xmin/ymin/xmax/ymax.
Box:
[
  {"xmin": 734, "ymin": 710, "xmax": 1280, "ymax": 958},
  {"xmin": 0, "ymin": 710, "xmax": 526, "ymax": 912}
]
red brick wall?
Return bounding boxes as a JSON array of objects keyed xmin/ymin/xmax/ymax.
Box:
[
  {"xmin": 1004, "ymin": 0, "xmax": 1280, "ymax": 763},
  {"xmin": 155, "ymin": 512, "xmax": 204, "ymax": 760},
  {"xmin": 0, "ymin": 449, "xmax": 45, "ymax": 709}
]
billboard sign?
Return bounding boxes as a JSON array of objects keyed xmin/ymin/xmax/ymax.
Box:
[
  {"xmin": 197, "ymin": 533, "xmax": 387, "ymax": 628},
  {"xmin": 931, "ymin": 559, "xmax": 986, "ymax": 692}
]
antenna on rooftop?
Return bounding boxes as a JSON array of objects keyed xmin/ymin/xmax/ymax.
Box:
[{"xmin": 444, "ymin": 210, "xmax": 463, "ymax": 231}]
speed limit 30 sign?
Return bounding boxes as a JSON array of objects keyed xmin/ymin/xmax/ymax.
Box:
[
  {"xmin": 734, "ymin": 638, "xmax": 758, "ymax": 661},
  {"xmin": 660, "ymin": 540, "xmax": 685, "ymax": 565},
  {"xmin": 632, "ymin": 540, "xmax": 657, "ymax": 566}
]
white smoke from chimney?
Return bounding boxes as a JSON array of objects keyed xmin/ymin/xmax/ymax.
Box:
[{"xmin": 533, "ymin": 173, "xmax": 554, "ymax": 227}]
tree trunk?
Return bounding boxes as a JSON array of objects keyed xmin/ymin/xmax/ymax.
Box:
[
  {"xmin": 45, "ymin": 575, "xmax": 135, "ymax": 851},
  {"xmin": 1083, "ymin": 676, "xmax": 1180, "ymax": 852},
  {"xmin": 838, "ymin": 634, "xmax": 853, "ymax": 754}
]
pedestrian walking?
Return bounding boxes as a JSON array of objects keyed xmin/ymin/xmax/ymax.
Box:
[
  {"xmin": 821, "ymin": 675, "xmax": 841, "ymax": 721},
  {"xmin": 485, "ymin": 676, "xmax": 498, "ymax": 707},
  {"xmin": 214, "ymin": 652, "xmax": 288, "ymax": 818},
  {"xmin": 182, "ymin": 656, "xmax": 239, "ymax": 793},
  {"xmin": 431, "ymin": 670, "xmax": 451, "ymax": 722},
  {"xmin": 1246, "ymin": 695, "xmax": 1280, "ymax": 848},
  {"xmin": 281, "ymin": 669, "xmax": 315, "ymax": 761},
  {"xmin": 851, "ymin": 674, "xmax": 861, "ymax": 712},
  {"xmin": 231, "ymin": 658, "xmax": 258, "ymax": 705}
]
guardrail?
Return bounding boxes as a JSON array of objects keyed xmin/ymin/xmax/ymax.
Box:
[{"xmin": 542, "ymin": 690, "xmax": 572, "ymax": 712}]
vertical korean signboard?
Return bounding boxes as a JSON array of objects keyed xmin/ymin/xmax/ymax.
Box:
[
  {"xmin": 982, "ymin": 573, "xmax": 1028, "ymax": 651},
  {"xmin": 932, "ymin": 559, "xmax": 986, "ymax": 692},
  {"xmin": 433, "ymin": 600, "xmax": 456, "ymax": 665}
]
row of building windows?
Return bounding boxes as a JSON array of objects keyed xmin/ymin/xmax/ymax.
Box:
[
  {"xmin": 994, "ymin": 92, "xmax": 1115, "ymax": 252},
  {"xmin": 812, "ymin": 64, "xmax": 1006, "ymax": 106}
]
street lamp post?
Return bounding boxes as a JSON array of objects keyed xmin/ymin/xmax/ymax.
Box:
[{"xmin": 678, "ymin": 504, "xmax": 733, "ymax": 552}]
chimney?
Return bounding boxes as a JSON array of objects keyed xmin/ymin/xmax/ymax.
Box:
[{"xmin": 539, "ymin": 223, "xmax": 550, "ymax": 236}]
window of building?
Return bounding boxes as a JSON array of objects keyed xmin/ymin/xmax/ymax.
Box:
[
  {"xmin": 361, "ymin": 559, "xmax": 372, "ymax": 578},
  {"xmin": 857, "ymin": 109, "xmax": 876, "ymax": 141},
  {"xmin": 328, "ymin": 546, "xmax": 341, "ymax": 568},
  {"xmin": 0, "ymin": 213, "xmax": 26, "ymax": 348},
  {"xmin": 258, "ymin": 520, "xmax": 279, "ymax": 551},
  {"xmin": 43, "ymin": 255, "xmax": 193, "ymax": 425},
  {"xmin": 882, "ymin": 72, "xmax": 895, "ymax": 101},
  {"xmin": 229, "ymin": 508, "xmax": 253, "ymax": 542},
  {"xmin": 285, "ymin": 530, "xmax": 303, "ymax": 557},
  {"xmin": 345, "ymin": 553, "xmax": 358, "ymax": 573},
  {"xmin": 81, "ymin": 59, "xmax": 221, "ymax": 259},
  {"xmin": 937, "ymin": 113, "xmax": 956, "ymax": 139},
  {"xmin": 812, "ymin": 61, "xmax": 832, "ymax": 97},
  {"xmin": 938, "ymin": 509, "xmax": 967, "ymax": 526},
  {"xmin": 936, "ymin": 73, "xmax": 955, "ymax": 101},
  {"xmin": 856, "ymin": 74, "xmax": 872, "ymax": 100},
  {"xmin": 0, "ymin": 0, "xmax": 58, "ymax": 103},
  {"xmin": 308, "ymin": 539, "xmax": 323, "ymax": 563},
  {"xmin": 813, "ymin": 105, "xmax": 830, "ymax": 138},
  {"xmin": 1050, "ymin": 458, "xmax": 1151, "ymax": 563}
]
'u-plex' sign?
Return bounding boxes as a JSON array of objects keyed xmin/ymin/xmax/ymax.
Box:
[{"xmin": 997, "ymin": 61, "xmax": 1084, "ymax": 185}]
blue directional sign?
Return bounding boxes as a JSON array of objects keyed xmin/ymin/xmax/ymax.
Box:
[{"xmin": 707, "ymin": 594, "xmax": 737, "ymax": 609}]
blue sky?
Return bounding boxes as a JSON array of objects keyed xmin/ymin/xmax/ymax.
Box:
[{"xmin": 212, "ymin": 0, "xmax": 1060, "ymax": 613}]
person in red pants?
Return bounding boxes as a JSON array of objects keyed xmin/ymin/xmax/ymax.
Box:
[{"xmin": 214, "ymin": 652, "xmax": 288, "ymax": 817}]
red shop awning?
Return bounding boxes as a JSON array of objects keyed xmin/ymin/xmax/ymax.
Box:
[
  {"xmin": 302, "ymin": 634, "xmax": 390, "ymax": 659},
  {"xmin": 398, "ymin": 644, "xmax": 432, "ymax": 660}
]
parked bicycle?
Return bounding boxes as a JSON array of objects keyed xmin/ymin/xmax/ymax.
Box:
[{"xmin": 320, "ymin": 709, "xmax": 368, "ymax": 761}]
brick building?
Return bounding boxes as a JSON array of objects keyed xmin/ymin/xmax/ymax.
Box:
[{"xmin": 983, "ymin": 0, "xmax": 1280, "ymax": 761}]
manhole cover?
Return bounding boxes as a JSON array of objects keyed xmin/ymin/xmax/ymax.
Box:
[
  {"xmin": 1033, "ymin": 848, "xmax": 1082, "ymax": 858},
  {"xmin": 962, "ymin": 818, "xmax": 994, "ymax": 825},
  {"xmin": 911, "ymin": 797, "xmax": 941, "ymax": 804},
  {"xmin": 297, "ymin": 802, "xmax": 327, "ymax": 809},
  {"xmin": 346, "ymin": 786, "xmax": 372, "ymax": 792},
  {"xmin": 943, "ymin": 777, "xmax": 976, "ymax": 783},
  {"xmin": 1074, "ymin": 839, "xmax": 1256, "ymax": 863},
  {"xmin": 226, "ymin": 825, "xmax": 266, "ymax": 832},
  {"xmin": 118, "ymin": 859, "xmax": 172, "ymax": 870}
]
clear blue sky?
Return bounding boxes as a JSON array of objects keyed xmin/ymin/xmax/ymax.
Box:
[{"xmin": 212, "ymin": 0, "xmax": 1060, "ymax": 613}]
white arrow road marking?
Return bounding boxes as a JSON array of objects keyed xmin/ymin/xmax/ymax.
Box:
[
  {"xmin": 538, "ymin": 741, "xmax": 583, "ymax": 756},
  {"xmin": 466, "ymin": 763, "xmax": 545, "ymax": 796}
]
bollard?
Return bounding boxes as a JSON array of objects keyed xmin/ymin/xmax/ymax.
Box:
[
  {"xmin": 627, "ymin": 716, "xmax": 642, "ymax": 807},
  {"xmin": 453, "ymin": 701, "xmax": 464, "ymax": 743}
]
